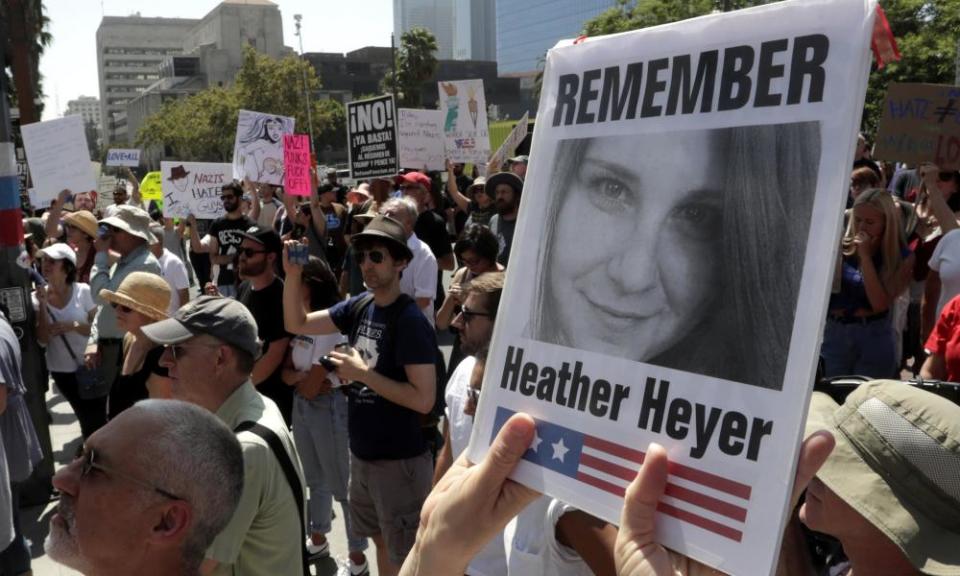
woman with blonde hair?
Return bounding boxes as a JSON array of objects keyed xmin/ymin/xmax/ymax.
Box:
[{"xmin": 822, "ymin": 188, "xmax": 914, "ymax": 377}]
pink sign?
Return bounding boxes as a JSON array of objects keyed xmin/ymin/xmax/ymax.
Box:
[{"xmin": 283, "ymin": 134, "xmax": 311, "ymax": 196}]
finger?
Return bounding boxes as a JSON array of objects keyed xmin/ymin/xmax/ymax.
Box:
[
  {"xmin": 471, "ymin": 413, "xmax": 535, "ymax": 497},
  {"xmin": 790, "ymin": 430, "xmax": 835, "ymax": 504},
  {"xmin": 620, "ymin": 443, "xmax": 669, "ymax": 543}
]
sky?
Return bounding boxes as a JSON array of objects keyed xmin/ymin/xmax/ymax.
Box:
[{"xmin": 38, "ymin": 0, "xmax": 394, "ymax": 120}]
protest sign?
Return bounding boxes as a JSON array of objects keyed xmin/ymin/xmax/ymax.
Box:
[
  {"xmin": 105, "ymin": 148, "xmax": 141, "ymax": 167},
  {"xmin": 232, "ymin": 110, "xmax": 295, "ymax": 186},
  {"xmin": 466, "ymin": 1, "xmax": 876, "ymax": 574},
  {"xmin": 283, "ymin": 134, "xmax": 312, "ymax": 196},
  {"xmin": 347, "ymin": 95, "xmax": 398, "ymax": 179},
  {"xmin": 139, "ymin": 171, "xmax": 163, "ymax": 201},
  {"xmin": 874, "ymin": 82, "xmax": 960, "ymax": 170},
  {"xmin": 487, "ymin": 111, "xmax": 529, "ymax": 171},
  {"xmin": 160, "ymin": 161, "xmax": 232, "ymax": 219},
  {"xmin": 21, "ymin": 115, "xmax": 96, "ymax": 205},
  {"xmin": 397, "ymin": 108, "xmax": 445, "ymax": 171},
  {"xmin": 438, "ymin": 79, "xmax": 490, "ymax": 164}
]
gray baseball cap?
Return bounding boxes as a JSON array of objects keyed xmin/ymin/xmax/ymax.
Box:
[{"xmin": 140, "ymin": 295, "xmax": 261, "ymax": 358}]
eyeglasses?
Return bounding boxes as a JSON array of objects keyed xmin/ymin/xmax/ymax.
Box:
[
  {"xmin": 459, "ymin": 306, "xmax": 493, "ymax": 324},
  {"xmin": 78, "ymin": 447, "xmax": 183, "ymax": 501},
  {"xmin": 110, "ymin": 302, "xmax": 133, "ymax": 314},
  {"xmin": 356, "ymin": 249, "xmax": 386, "ymax": 265},
  {"xmin": 238, "ymin": 247, "xmax": 266, "ymax": 258},
  {"xmin": 164, "ymin": 343, "xmax": 220, "ymax": 363}
]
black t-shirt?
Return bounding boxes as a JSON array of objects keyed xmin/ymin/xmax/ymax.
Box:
[
  {"xmin": 330, "ymin": 293, "xmax": 437, "ymax": 460},
  {"xmin": 490, "ymin": 214, "xmax": 516, "ymax": 267},
  {"xmin": 415, "ymin": 210, "xmax": 452, "ymax": 306},
  {"xmin": 208, "ymin": 215, "xmax": 255, "ymax": 287},
  {"xmin": 238, "ymin": 277, "xmax": 293, "ymax": 425},
  {"xmin": 110, "ymin": 343, "xmax": 167, "ymax": 419}
]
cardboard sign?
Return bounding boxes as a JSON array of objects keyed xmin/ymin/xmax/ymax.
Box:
[
  {"xmin": 160, "ymin": 161, "xmax": 232, "ymax": 219},
  {"xmin": 488, "ymin": 111, "xmax": 529, "ymax": 171},
  {"xmin": 232, "ymin": 110, "xmax": 295, "ymax": 186},
  {"xmin": 874, "ymin": 82, "xmax": 960, "ymax": 170},
  {"xmin": 105, "ymin": 148, "xmax": 141, "ymax": 167},
  {"xmin": 398, "ymin": 108, "xmax": 445, "ymax": 171},
  {"xmin": 283, "ymin": 134, "xmax": 312, "ymax": 196},
  {"xmin": 438, "ymin": 79, "xmax": 491, "ymax": 164},
  {"xmin": 347, "ymin": 95, "xmax": 399, "ymax": 179},
  {"xmin": 21, "ymin": 115, "xmax": 96, "ymax": 205},
  {"xmin": 139, "ymin": 171, "xmax": 163, "ymax": 201},
  {"xmin": 465, "ymin": 1, "xmax": 877, "ymax": 574}
]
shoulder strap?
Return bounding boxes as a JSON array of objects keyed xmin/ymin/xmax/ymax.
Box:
[
  {"xmin": 347, "ymin": 293, "xmax": 376, "ymax": 345},
  {"xmin": 233, "ymin": 421, "xmax": 309, "ymax": 576}
]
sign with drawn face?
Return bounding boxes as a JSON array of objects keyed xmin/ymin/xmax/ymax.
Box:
[
  {"xmin": 160, "ymin": 161, "xmax": 233, "ymax": 219},
  {"xmin": 232, "ymin": 110, "xmax": 295, "ymax": 186}
]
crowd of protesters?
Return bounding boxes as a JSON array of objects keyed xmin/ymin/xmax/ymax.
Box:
[{"xmin": 0, "ymin": 130, "xmax": 957, "ymax": 576}]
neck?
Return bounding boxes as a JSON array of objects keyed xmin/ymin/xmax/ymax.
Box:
[
  {"xmin": 116, "ymin": 554, "xmax": 183, "ymax": 576},
  {"xmin": 225, "ymin": 209, "xmax": 243, "ymax": 220},
  {"xmin": 48, "ymin": 277, "xmax": 69, "ymax": 293},
  {"xmin": 501, "ymin": 210, "xmax": 517, "ymax": 221},
  {"xmin": 249, "ymin": 272, "xmax": 275, "ymax": 291},
  {"xmin": 372, "ymin": 281, "xmax": 402, "ymax": 306}
]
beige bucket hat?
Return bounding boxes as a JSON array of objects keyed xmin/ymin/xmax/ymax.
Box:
[{"xmin": 99, "ymin": 271, "xmax": 171, "ymax": 322}]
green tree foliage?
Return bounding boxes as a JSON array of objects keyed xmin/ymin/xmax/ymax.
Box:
[
  {"xmin": 581, "ymin": 0, "xmax": 960, "ymax": 136},
  {"xmin": 382, "ymin": 27, "xmax": 439, "ymax": 107},
  {"xmin": 136, "ymin": 45, "xmax": 347, "ymax": 162}
]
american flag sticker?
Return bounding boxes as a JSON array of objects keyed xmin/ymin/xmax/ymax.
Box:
[{"xmin": 493, "ymin": 407, "xmax": 753, "ymax": 542}]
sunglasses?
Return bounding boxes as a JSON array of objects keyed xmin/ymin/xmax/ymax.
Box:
[
  {"xmin": 77, "ymin": 446, "xmax": 183, "ymax": 501},
  {"xmin": 459, "ymin": 306, "xmax": 493, "ymax": 323},
  {"xmin": 466, "ymin": 386, "xmax": 480, "ymax": 404},
  {"xmin": 110, "ymin": 302, "xmax": 133, "ymax": 314},
  {"xmin": 238, "ymin": 247, "xmax": 267, "ymax": 258},
  {"xmin": 221, "ymin": 194, "xmax": 238, "ymax": 201},
  {"xmin": 356, "ymin": 249, "xmax": 386, "ymax": 265}
]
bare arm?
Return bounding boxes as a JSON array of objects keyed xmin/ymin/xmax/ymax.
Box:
[
  {"xmin": 207, "ymin": 236, "xmax": 234, "ymax": 266},
  {"xmin": 437, "ymin": 252, "xmax": 455, "ymax": 272},
  {"xmin": 433, "ymin": 419, "xmax": 453, "ymax": 486},
  {"xmin": 45, "ymin": 189, "xmax": 71, "ymax": 240},
  {"xmin": 436, "ymin": 269, "xmax": 466, "ymax": 331},
  {"xmin": 331, "ymin": 347, "xmax": 436, "ymax": 414},
  {"xmin": 556, "ymin": 510, "xmax": 618, "ymax": 576},
  {"xmin": 920, "ymin": 353, "xmax": 947, "ymax": 381},
  {"xmin": 176, "ymin": 288, "xmax": 190, "ymax": 309},
  {"xmin": 251, "ymin": 338, "xmax": 290, "ymax": 385},
  {"xmin": 245, "ymin": 179, "xmax": 261, "ymax": 222},
  {"xmin": 282, "ymin": 256, "xmax": 339, "ymax": 335},
  {"xmin": 127, "ymin": 168, "xmax": 141, "ymax": 205},
  {"xmin": 188, "ymin": 216, "xmax": 205, "ymax": 254},
  {"xmin": 445, "ymin": 160, "xmax": 470, "ymax": 212},
  {"xmin": 921, "ymin": 164, "xmax": 959, "ymax": 234}
]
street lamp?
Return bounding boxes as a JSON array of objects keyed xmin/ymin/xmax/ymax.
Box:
[{"xmin": 294, "ymin": 14, "xmax": 315, "ymax": 155}]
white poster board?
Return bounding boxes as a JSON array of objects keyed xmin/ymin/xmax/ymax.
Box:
[
  {"xmin": 160, "ymin": 161, "xmax": 232, "ymax": 219},
  {"xmin": 105, "ymin": 148, "xmax": 141, "ymax": 167},
  {"xmin": 466, "ymin": 1, "xmax": 876, "ymax": 574},
  {"xmin": 438, "ymin": 79, "xmax": 491, "ymax": 164},
  {"xmin": 398, "ymin": 108, "xmax": 445, "ymax": 171},
  {"xmin": 21, "ymin": 115, "xmax": 96, "ymax": 205},
  {"xmin": 488, "ymin": 111, "xmax": 529, "ymax": 171},
  {"xmin": 232, "ymin": 110, "xmax": 295, "ymax": 186}
]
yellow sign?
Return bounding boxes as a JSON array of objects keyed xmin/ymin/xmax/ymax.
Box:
[{"xmin": 140, "ymin": 171, "xmax": 162, "ymax": 201}]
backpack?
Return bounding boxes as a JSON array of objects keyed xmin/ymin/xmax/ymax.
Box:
[{"xmin": 346, "ymin": 293, "xmax": 447, "ymax": 421}]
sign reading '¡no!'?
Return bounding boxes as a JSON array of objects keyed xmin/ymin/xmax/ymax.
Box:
[{"xmin": 347, "ymin": 94, "xmax": 399, "ymax": 179}]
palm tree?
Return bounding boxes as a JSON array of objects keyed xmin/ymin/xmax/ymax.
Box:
[
  {"xmin": 381, "ymin": 27, "xmax": 438, "ymax": 108},
  {"xmin": 2, "ymin": 0, "xmax": 52, "ymax": 123}
]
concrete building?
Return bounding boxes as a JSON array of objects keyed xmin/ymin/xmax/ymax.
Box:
[
  {"xmin": 394, "ymin": 0, "xmax": 455, "ymax": 60},
  {"xmin": 96, "ymin": 15, "xmax": 198, "ymax": 145},
  {"xmin": 497, "ymin": 0, "xmax": 618, "ymax": 73},
  {"xmin": 64, "ymin": 96, "xmax": 102, "ymax": 130},
  {"xmin": 302, "ymin": 47, "xmax": 394, "ymax": 104},
  {"xmin": 453, "ymin": 0, "xmax": 496, "ymax": 61}
]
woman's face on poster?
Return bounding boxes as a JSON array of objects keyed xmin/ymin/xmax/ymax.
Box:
[
  {"xmin": 549, "ymin": 131, "xmax": 722, "ymax": 361},
  {"xmin": 265, "ymin": 119, "xmax": 283, "ymax": 143}
]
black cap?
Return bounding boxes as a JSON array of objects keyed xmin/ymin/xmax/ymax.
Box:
[
  {"xmin": 240, "ymin": 225, "xmax": 282, "ymax": 254},
  {"xmin": 351, "ymin": 215, "xmax": 413, "ymax": 261}
]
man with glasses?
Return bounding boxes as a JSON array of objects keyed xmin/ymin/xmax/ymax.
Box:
[
  {"xmin": 45, "ymin": 399, "xmax": 244, "ymax": 576},
  {"xmin": 283, "ymin": 215, "xmax": 437, "ymax": 576},
  {"xmin": 189, "ymin": 181, "xmax": 255, "ymax": 298},
  {"xmin": 142, "ymin": 296, "xmax": 306, "ymax": 576},
  {"xmin": 236, "ymin": 225, "xmax": 294, "ymax": 426},
  {"xmin": 84, "ymin": 206, "xmax": 160, "ymax": 412},
  {"xmin": 432, "ymin": 271, "xmax": 506, "ymax": 575}
]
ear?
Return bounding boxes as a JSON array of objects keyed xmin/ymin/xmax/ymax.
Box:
[{"xmin": 150, "ymin": 500, "xmax": 192, "ymax": 543}]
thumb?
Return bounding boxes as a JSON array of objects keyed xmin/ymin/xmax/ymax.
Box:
[
  {"xmin": 474, "ymin": 413, "xmax": 535, "ymax": 490},
  {"xmin": 790, "ymin": 431, "xmax": 834, "ymax": 505},
  {"xmin": 620, "ymin": 443, "xmax": 669, "ymax": 543}
]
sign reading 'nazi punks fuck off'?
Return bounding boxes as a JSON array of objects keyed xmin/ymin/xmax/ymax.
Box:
[
  {"xmin": 466, "ymin": 1, "xmax": 877, "ymax": 575},
  {"xmin": 347, "ymin": 95, "xmax": 398, "ymax": 179}
]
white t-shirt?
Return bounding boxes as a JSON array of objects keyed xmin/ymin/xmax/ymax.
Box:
[
  {"xmin": 258, "ymin": 197, "xmax": 282, "ymax": 230},
  {"xmin": 158, "ymin": 249, "xmax": 190, "ymax": 316},
  {"xmin": 399, "ymin": 233, "xmax": 438, "ymax": 325},
  {"xmin": 31, "ymin": 283, "xmax": 96, "ymax": 373},
  {"xmin": 505, "ymin": 497, "xmax": 593, "ymax": 576},
  {"xmin": 929, "ymin": 229, "xmax": 960, "ymax": 318},
  {"xmin": 444, "ymin": 355, "xmax": 508, "ymax": 576},
  {"xmin": 289, "ymin": 333, "xmax": 346, "ymax": 387}
]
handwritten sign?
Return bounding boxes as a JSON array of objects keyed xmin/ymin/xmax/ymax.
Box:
[
  {"xmin": 282, "ymin": 134, "xmax": 311, "ymax": 196},
  {"xmin": 874, "ymin": 83, "xmax": 960, "ymax": 170},
  {"xmin": 398, "ymin": 109, "xmax": 445, "ymax": 171},
  {"xmin": 105, "ymin": 148, "xmax": 141, "ymax": 167},
  {"xmin": 160, "ymin": 161, "xmax": 232, "ymax": 219},
  {"xmin": 488, "ymin": 112, "xmax": 529, "ymax": 172},
  {"xmin": 438, "ymin": 79, "xmax": 491, "ymax": 164},
  {"xmin": 21, "ymin": 115, "xmax": 96, "ymax": 205},
  {"xmin": 347, "ymin": 95, "xmax": 399, "ymax": 179},
  {"xmin": 139, "ymin": 171, "xmax": 163, "ymax": 201}
]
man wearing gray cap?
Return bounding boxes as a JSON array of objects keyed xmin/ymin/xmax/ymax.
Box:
[
  {"xmin": 142, "ymin": 296, "xmax": 306, "ymax": 576},
  {"xmin": 84, "ymin": 205, "xmax": 160, "ymax": 413}
]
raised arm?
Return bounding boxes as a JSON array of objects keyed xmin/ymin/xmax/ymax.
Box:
[
  {"xmin": 282, "ymin": 241, "xmax": 339, "ymax": 335},
  {"xmin": 127, "ymin": 167, "xmax": 141, "ymax": 205},
  {"xmin": 445, "ymin": 160, "xmax": 471, "ymax": 212}
]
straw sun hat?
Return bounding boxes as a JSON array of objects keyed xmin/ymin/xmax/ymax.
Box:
[
  {"xmin": 99, "ymin": 272, "xmax": 171, "ymax": 322},
  {"xmin": 62, "ymin": 210, "xmax": 98, "ymax": 239}
]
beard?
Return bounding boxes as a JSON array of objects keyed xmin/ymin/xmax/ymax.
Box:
[
  {"xmin": 239, "ymin": 258, "xmax": 267, "ymax": 277},
  {"xmin": 495, "ymin": 199, "xmax": 515, "ymax": 215},
  {"xmin": 45, "ymin": 497, "xmax": 93, "ymax": 573}
]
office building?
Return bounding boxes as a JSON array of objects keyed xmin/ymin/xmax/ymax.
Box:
[
  {"xmin": 65, "ymin": 96, "xmax": 102, "ymax": 129},
  {"xmin": 453, "ymin": 0, "xmax": 496, "ymax": 61},
  {"xmin": 497, "ymin": 0, "xmax": 618, "ymax": 74},
  {"xmin": 393, "ymin": 0, "xmax": 455, "ymax": 59}
]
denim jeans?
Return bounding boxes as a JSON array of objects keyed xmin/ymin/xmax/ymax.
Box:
[
  {"xmin": 821, "ymin": 317, "xmax": 897, "ymax": 379},
  {"xmin": 292, "ymin": 392, "xmax": 367, "ymax": 552}
]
